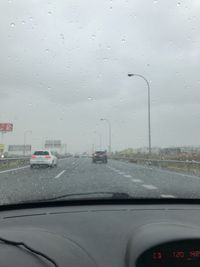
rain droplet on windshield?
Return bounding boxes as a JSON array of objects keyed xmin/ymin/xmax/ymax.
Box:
[
  {"xmin": 10, "ymin": 22, "xmax": 15, "ymax": 27},
  {"xmin": 48, "ymin": 11, "xmax": 52, "ymax": 15},
  {"xmin": 109, "ymin": 0, "xmax": 113, "ymax": 9},
  {"xmin": 177, "ymin": 2, "xmax": 181, "ymax": 6},
  {"xmin": 60, "ymin": 33, "xmax": 64, "ymax": 41},
  {"xmin": 88, "ymin": 97, "xmax": 95, "ymax": 101}
]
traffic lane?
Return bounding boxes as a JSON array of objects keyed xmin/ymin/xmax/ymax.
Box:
[
  {"xmin": 43, "ymin": 158, "xmax": 161, "ymax": 199},
  {"xmin": 108, "ymin": 159, "xmax": 200, "ymax": 198},
  {"xmin": 0, "ymin": 157, "xmax": 200, "ymax": 205},
  {"xmin": 0, "ymin": 157, "xmax": 81, "ymax": 204},
  {"xmin": 0, "ymin": 157, "xmax": 161, "ymax": 205}
]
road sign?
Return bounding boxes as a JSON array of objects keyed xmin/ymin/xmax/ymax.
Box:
[
  {"xmin": 45, "ymin": 140, "xmax": 61, "ymax": 148},
  {"xmin": 0, "ymin": 123, "xmax": 13, "ymax": 132},
  {"xmin": 8, "ymin": 145, "xmax": 31, "ymax": 152}
]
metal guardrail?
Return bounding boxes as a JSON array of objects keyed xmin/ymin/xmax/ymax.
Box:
[
  {"xmin": 112, "ymin": 156, "xmax": 200, "ymax": 174},
  {"xmin": 0, "ymin": 157, "xmax": 29, "ymax": 161},
  {"xmin": 0, "ymin": 157, "xmax": 30, "ymax": 170},
  {"xmin": 112, "ymin": 156, "xmax": 200, "ymax": 164}
]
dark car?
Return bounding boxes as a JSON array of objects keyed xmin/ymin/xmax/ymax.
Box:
[{"xmin": 92, "ymin": 151, "xmax": 107, "ymax": 163}]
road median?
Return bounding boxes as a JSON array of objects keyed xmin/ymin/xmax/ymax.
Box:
[{"xmin": 0, "ymin": 158, "xmax": 30, "ymax": 171}]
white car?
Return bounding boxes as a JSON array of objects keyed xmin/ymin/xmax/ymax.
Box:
[{"xmin": 30, "ymin": 150, "xmax": 58, "ymax": 168}]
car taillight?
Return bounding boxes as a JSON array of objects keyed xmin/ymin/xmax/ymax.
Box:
[
  {"xmin": 31, "ymin": 155, "xmax": 36, "ymax": 158},
  {"xmin": 44, "ymin": 156, "xmax": 51, "ymax": 159}
]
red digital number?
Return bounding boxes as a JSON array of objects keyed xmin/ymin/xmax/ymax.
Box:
[
  {"xmin": 172, "ymin": 251, "xmax": 185, "ymax": 258},
  {"xmin": 190, "ymin": 251, "xmax": 200, "ymax": 257},
  {"xmin": 153, "ymin": 252, "xmax": 162, "ymax": 260}
]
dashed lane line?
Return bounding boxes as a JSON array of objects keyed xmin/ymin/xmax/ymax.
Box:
[
  {"xmin": 123, "ymin": 174, "xmax": 132, "ymax": 178},
  {"xmin": 142, "ymin": 184, "xmax": 158, "ymax": 190},
  {"xmin": 55, "ymin": 170, "xmax": 66, "ymax": 179},
  {"xmin": 107, "ymin": 165, "xmax": 176, "ymax": 196},
  {"xmin": 113, "ymin": 159, "xmax": 200, "ymax": 180},
  {"xmin": 107, "ymin": 166, "xmax": 123, "ymax": 173},
  {"xmin": 117, "ymin": 171, "xmax": 126, "ymax": 175},
  {"xmin": 132, "ymin": 179, "xmax": 143, "ymax": 183},
  {"xmin": 108, "ymin": 166, "xmax": 135, "ymax": 183}
]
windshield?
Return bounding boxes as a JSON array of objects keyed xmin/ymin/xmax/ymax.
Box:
[
  {"xmin": 0, "ymin": 0, "xmax": 200, "ymax": 205},
  {"xmin": 34, "ymin": 151, "xmax": 49, "ymax": 156}
]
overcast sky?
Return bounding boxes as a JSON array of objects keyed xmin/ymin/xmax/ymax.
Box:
[{"xmin": 0, "ymin": 0, "xmax": 200, "ymax": 153}]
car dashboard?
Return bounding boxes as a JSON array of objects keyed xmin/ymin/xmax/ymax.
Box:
[{"xmin": 0, "ymin": 201, "xmax": 200, "ymax": 266}]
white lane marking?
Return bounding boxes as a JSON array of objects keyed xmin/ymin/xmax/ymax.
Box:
[
  {"xmin": 55, "ymin": 170, "xmax": 66, "ymax": 179},
  {"xmin": 132, "ymin": 179, "xmax": 142, "ymax": 183},
  {"xmin": 115, "ymin": 159, "xmax": 200, "ymax": 179},
  {"xmin": 107, "ymin": 166, "xmax": 115, "ymax": 170},
  {"xmin": 160, "ymin": 194, "xmax": 176, "ymax": 198},
  {"xmin": 107, "ymin": 166, "xmax": 132, "ymax": 178},
  {"xmin": 157, "ymin": 168, "xmax": 200, "ymax": 179},
  {"xmin": 107, "ymin": 166, "xmax": 121, "ymax": 173},
  {"xmin": 123, "ymin": 174, "xmax": 132, "ymax": 178},
  {"xmin": 0, "ymin": 165, "xmax": 29, "ymax": 174},
  {"xmin": 142, "ymin": 184, "xmax": 158, "ymax": 190},
  {"xmin": 117, "ymin": 171, "xmax": 126, "ymax": 175}
]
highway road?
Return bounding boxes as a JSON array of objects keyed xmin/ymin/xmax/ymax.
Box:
[{"xmin": 0, "ymin": 158, "xmax": 200, "ymax": 205}]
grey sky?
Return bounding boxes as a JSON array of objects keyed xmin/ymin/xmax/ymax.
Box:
[{"xmin": 0, "ymin": 0, "xmax": 200, "ymax": 153}]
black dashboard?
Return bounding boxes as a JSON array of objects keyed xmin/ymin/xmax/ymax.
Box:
[{"xmin": 0, "ymin": 202, "xmax": 200, "ymax": 266}]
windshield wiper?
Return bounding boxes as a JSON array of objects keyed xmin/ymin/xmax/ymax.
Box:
[
  {"xmin": 22, "ymin": 191, "xmax": 131, "ymax": 203},
  {"xmin": 0, "ymin": 236, "xmax": 59, "ymax": 267}
]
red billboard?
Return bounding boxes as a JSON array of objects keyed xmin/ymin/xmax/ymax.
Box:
[{"xmin": 0, "ymin": 123, "xmax": 13, "ymax": 132}]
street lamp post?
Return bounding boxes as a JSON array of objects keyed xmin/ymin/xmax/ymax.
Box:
[
  {"xmin": 100, "ymin": 118, "xmax": 111, "ymax": 154},
  {"xmin": 24, "ymin": 130, "xmax": 32, "ymax": 156},
  {"xmin": 128, "ymin": 73, "xmax": 152, "ymax": 155},
  {"xmin": 94, "ymin": 131, "xmax": 102, "ymax": 151}
]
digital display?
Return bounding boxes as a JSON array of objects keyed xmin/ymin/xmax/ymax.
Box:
[{"xmin": 136, "ymin": 240, "xmax": 200, "ymax": 267}]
